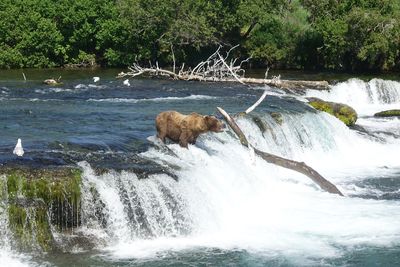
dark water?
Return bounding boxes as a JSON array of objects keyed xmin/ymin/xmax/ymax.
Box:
[
  {"xmin": 0, "ymin": 68, "xmax": 310, "ymax": 169},
  {"xmin": 1, "ymin": 69, "xmax": 400, "ymax": 267}
]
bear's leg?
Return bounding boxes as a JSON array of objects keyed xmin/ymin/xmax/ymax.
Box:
[
  {"xmin": 156, "ymin": 123, "xmax": 167, "ymax": 143},
  {"xmin": 189, "ymin": 135, "xmax": 198, "ymax": 144},
  {"xmin": 179, "ymin": 130, "xmax": 191, "ymax": 148},
  {"xmin": 157, "ymin": 132, "xmax": 166, "ymax": 143}
]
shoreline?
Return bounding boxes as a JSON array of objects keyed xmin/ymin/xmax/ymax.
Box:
[{"xmin": 0, "ymin": 67, "xmax": 399, "ymax": 83}]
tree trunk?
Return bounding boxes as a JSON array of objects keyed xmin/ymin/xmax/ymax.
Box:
[{"xmin": 216, "ymin": 107, "xmax": 343, "ymax": 196}]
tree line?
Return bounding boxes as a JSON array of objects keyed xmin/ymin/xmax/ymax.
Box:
[{"xmin": 0, "ymin": 0, "xmax": 399, "ymax": 72}]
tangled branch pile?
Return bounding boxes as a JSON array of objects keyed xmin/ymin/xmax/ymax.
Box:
[
  {"xmin": 118, "ymin": 45, "xmax": 329, "ymax": 90},
  {"xmin": 118, "ymin": 45, "xmax": 250, "ymax": 84}
]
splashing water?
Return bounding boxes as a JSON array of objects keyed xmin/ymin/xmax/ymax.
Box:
[
  {"xmin": 1, "ymin": 75, "xmax": 400, "ymax": 266},
  {"xmin": 305, "ymin": 78, "xmax": 400, "ymax": 116},
  {"xmin": 74, "ymin": 109, "xmax": 400, "ymax": 265}
]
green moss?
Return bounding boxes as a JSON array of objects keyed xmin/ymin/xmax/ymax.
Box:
[
  {"xmin": 0, "ymin": 175, "xmax": 6, "ymax": 200},
  {"xmin": 337, "ymin": 106, "xmax": 357, "ymax": 126},
  {"xmin": 1, "ymin": 167, "xmax": 82, "ymax": 251},
  {"xmin": 8, "ymin": 204, "xmax": 27, "ymax": 229},
  {"xmin": 309, "ymin": 101, "xmax": 333, "ymax": 114},
  {"xmin": 8, "ymin": 204, "xmax": 53, "ymax": 251},
  {"xmin": 8, "ymin": 205, "xmax": 29, "ymax": 247},
  {"xmin": 7, "ymin": 172, "xmax": 19, "ymax": 199},
  {"xmin": 374, "ymin": 109, "xmax": 400, "ymax": 117},
  {"xmin": 34, "ymin": 208, "xmax": 52, "ymax": 251},
  {"xmin": 309, "ymin": 99, "xmax": 357, "ymax": 126}
]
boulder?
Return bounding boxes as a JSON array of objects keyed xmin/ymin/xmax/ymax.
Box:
[
  {"xmin": 307, "ymin": 97, "xmax": 357, "ymax": 126},
  {"xmin": 43, "ymin": 79, "xmax": 62, "ymax": 86},
  {"xmin": 374, "ymin": 109, "xmax": 400, "ymax": 117}
]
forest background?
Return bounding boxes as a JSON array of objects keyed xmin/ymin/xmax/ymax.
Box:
[{"xmin": 0, "ymin": 0, "xmax": 399, "ymax": 72}]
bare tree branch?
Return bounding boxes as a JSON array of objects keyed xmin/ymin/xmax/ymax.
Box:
[
  {"xmin": 118, "ymin": 45, "xmax": 329, "ymax": 90},
  {"xmin": 245, "ymin": 90, "xmax": 268, "ymax": 114}
]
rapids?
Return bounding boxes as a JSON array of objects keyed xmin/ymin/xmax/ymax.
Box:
[{"xmin": 0, "ymin": 71, "xmax": 399, "ymax": 266}]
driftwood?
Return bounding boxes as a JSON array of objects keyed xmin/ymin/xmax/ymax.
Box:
[
  {"xmin": 241, "ymin": 78, "xmax": 329, "ymax": 90},
  {"xmin": 118, "ymin": 45, "xmax": 329, "ymax": 90},
  {"xmin": 216, "ymin": 104, "xmax": 343, "ymax": 196}
]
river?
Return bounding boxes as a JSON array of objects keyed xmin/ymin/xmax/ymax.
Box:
[{"xmin": 0, "ymin": 69, "xmax": 399, "ymax": 266}]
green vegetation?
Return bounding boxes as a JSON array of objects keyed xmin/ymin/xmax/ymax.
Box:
[
  {"xmin": 374, "ymin": 109, "xmax": 400, "ymax": 117},
  {"xmin": 308, "ymin": 98, "xmax": 358, "ymax": 126},
  {"xmin": 0, "ymin": 0, "xmax": 399, "ymax": 71},
  {"xmin": 0, "ymin": 167, "xmax": 82, "ymax": 251}
]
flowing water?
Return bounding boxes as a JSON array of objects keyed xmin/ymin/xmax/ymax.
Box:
[{"xmin": 0, "ymin": 70, "xmax": 400, "ymax": 266}]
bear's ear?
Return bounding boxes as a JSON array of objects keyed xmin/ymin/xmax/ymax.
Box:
[
  {"xmin": 204, "ymin": 115, "xmax": 213, "ymax": 121},
  {"xmin": 204, "ymin": 115, "xmax": 217, "ymax": 126}
]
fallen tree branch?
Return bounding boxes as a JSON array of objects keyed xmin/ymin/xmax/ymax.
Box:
[
  {"xmin": 245, "ymin": 90, "xmax": 268, "ymax": 114},
  {"xmin": 118, "ymin": 45, "xmax": 330, "ymax": 90},
  {"xmin": 217, "ymin": 107, "xmax": 343, "ymax": 196}
]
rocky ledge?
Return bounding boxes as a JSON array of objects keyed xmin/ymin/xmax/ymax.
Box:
[{"xmin": 374, "ymin": 109, "xmax": 400, "ymax": 117}]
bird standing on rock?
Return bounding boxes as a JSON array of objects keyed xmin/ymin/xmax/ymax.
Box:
[{"xmin": 13, "ymin": 138, "xmax": 24, "ymax": 157}]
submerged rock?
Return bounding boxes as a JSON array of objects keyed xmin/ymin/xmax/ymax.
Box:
[
  {"xmin": 251, "ymin": 116, "xmax": 268, "ymax": 134},
  {"xmin": 307, "ymin": 97, "xmax": 357, "ymax": 126},
  {"xmin": 270, "ymin": 112, "xmax": 283, "ymax": 125},
  {"xmin": 374, "ymin": 109, "xmax": 400, "ymax": 117}
]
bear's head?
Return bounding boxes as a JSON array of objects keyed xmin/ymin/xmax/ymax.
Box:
[{"xmin": 205, "ymin": 115, "xmax": 225, "ymax": 132}]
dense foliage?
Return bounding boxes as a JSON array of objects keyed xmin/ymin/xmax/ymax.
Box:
[{"xmin": 0, "ymin": 0, "xmax": 399, "ymax": 71}]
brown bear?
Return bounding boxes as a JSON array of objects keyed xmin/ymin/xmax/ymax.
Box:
[{"xmin": 156, "ymin": 111, "xmax": 224, "ymax": 148}]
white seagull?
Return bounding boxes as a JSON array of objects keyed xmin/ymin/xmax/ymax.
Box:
[
  {"xmin": 93, "ymin": 77, "xmax": 100, "ymax": 82},
  {"xmin": 123, "ymin": 79, "xmax": 130, "ymax": 86},
  {"xmin": 13, "ymin": 138, "xmax": 24, "ymax": 157}
]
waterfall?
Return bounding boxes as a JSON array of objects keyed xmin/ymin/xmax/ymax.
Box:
[
  {"xmin": 0, "ymin": 175, "xmax": 36, "ymax": 267},
  {"xmin": 305, "ymin": 78, "xmax": 400, "ymax": 116},
  {"xmin": 73, "ymin": 110, "xmax": 400, "ymax": 261},
  {"xmin": 1, "ymin": 77, "xmax": 400, "ymax": 265},
  {"xmin": 79, "ymin": 162, "xmax": 191, "ymax": 245}
]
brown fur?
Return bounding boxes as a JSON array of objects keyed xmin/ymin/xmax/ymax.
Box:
[{"xmin": 156, "ymin": 111, "xmax": 224, "ymax": 148}]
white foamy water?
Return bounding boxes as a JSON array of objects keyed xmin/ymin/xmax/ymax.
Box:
[
  {"xmin": 77, "ymin": 110, "xmax": 400, "ymax": 264},
  {"xmin": 305, "ymin": 78, "xmax": 400, "ymax": 116},
  {"xmin": 0, "ymin": 97, "xmax": 62, "ymax": 102},
  {"xmin": 35, "ymin": 88, "xmax": 76, "ymax": 94},
  {"xmin": 0, "ymin": 250, "xmax": 34, "ymax": 267},
  {"xmin": 0, "ymin": 190, "xmax": 35, "ymax": 267},
  {"xmin": 75, "ymin": 84, "xmax": 107, "ymax": 89},
  {"xmin": 87, "ymin": 95, "xmax": 219, "ymax": 103}
]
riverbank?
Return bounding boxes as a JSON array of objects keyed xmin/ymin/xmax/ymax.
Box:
[{"xmin": 1, "ymin": 68, "xmax": 400, "ymax": 84}]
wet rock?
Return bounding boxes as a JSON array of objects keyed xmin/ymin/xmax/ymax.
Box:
[
  {"xmin": 43, "ymin": 79, "xmax": 63, "ymax": 86},
  {"xmin": 307, "ymin": 97, "xmax": 357, "ymax": 126},
  {"xmin": 270, "ymin": 112, "xmax": 283, "ymax": 125},
  {"xmin": 374, "ymin": 109, "xmax": 400, "ymax": 117},
  {"xmin": 0, "ymin": 166, "xmax": 82, "ymax": 251},
  {"xmin": 251, "ymin": 116, "xmax": 268, "ymax": 134}
]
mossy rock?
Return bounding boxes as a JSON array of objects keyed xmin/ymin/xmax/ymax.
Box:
[
  {"xmin": 8, "ymin": 204, "xmax": 53, "ymax": 251},
  {"xmin": 307, "ymin": 97, "xmax": 357, "ymax": 126},
  {"xmin": 270, "ymin": 112, "xmax": 283, "ymax": 125},
  {"xmin": 0, "ymin": 166, "xmax": 82, "ymax": 251},
  {"xmin": 251, "ymin": 116, "xmax": 268, "ymax": 133},
  {"xmin": 374, "ymin": 109, "xmax": 400, "ymax": 117}
]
